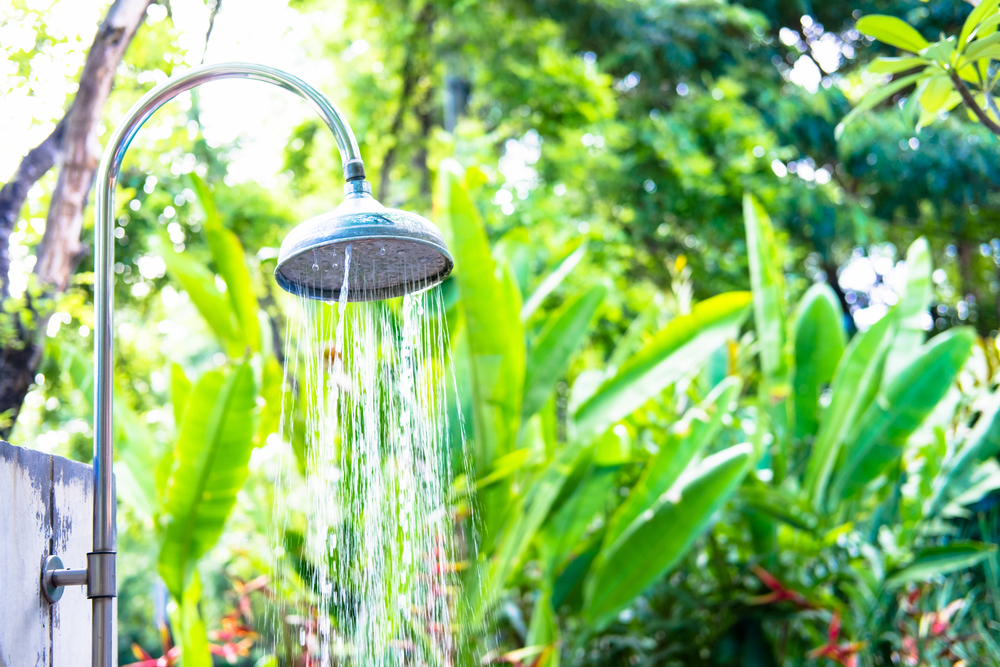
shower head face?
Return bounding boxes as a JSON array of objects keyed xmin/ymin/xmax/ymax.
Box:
[{"xmin": 275, "ymin": 195, "xmax": 453, "ymax": 302}]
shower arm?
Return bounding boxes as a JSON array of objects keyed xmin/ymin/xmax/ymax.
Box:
[{"xmin": 40, "ymin": 62, "xmax": 367, "ymax": 667}]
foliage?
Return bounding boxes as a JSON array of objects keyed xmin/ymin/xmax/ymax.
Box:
[
  {"xmin": 841, "ymin": 3, "xmax": 1000, "ymax": 137},
  {"xmin": 5, "ymin": 0, "xmax": 1000, "ymax": 664}
]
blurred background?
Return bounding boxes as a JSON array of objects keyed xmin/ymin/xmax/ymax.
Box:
[{"xmin": 3, "ymin": 0, "xmax": 1000, "ymax": 664}]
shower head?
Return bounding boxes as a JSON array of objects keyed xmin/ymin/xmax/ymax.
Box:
[{"xmin": 275, "ymin": 182, "xmax": 454, "ymax": 302}]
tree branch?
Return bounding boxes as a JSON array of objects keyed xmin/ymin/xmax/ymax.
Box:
[
  {"xmin": 378, "ymin": 2, "xmax": 435, "ymax": 203},
  {"xmin": 0, "ymin": 0, "xmax": 152, "ymax": 437},
  {"xmin": 0, "ymin": 120, "xmax": 65, "ymax": 298},
  {"xmin": 201, "ymin": 0, "xmax": 222, "ymax": 64},
  {"xmin": 949, "ymin": 70, "xmax": 1000, "ymax": 137}
]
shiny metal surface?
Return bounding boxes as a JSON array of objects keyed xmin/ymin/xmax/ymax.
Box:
[
  {"xmin": 275, "ymin": 187, "xmax": 453, "ymax": 302},
  {"xmin": 52, "ymin": 568, "xmax": 89, "ymax": 587},
  {"xmin": 87, "ymin": 552, "xmax": 116, "ymax": 598},
  {"xmin": 92, "ymin": 62, "xmax": 368, "ymax": 667}
]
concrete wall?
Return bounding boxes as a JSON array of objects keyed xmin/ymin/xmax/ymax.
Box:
[{"xmin": 0, "ymin": 440, "xmax": 94, "ymax": 666}]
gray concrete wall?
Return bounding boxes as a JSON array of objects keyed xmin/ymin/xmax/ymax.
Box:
[{"xmin": 1, "ymin": 440, "xmax": 95, "ymax": 666}]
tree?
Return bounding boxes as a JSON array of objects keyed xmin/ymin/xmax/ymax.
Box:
[{"xmin": 0, "ymin": 0, "xmax": 151, "ymax": 434}]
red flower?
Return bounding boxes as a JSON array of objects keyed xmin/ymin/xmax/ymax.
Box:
[
  {"xmin": 748, "ymin": 565, "xmax": 814, "ymax": 609},
  {"xmin": 807, "ymin": 612, "xmax": 864, "ymax": 667}
]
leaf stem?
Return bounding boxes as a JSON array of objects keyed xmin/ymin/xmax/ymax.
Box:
[{"xmin": 948, "ymin": 70, "xmax": 1000, "ymax": 136}]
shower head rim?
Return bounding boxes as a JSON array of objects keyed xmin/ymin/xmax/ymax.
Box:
[{"xmin": 274, "ymin": 199, "xmax": 454, "ymax": 302}]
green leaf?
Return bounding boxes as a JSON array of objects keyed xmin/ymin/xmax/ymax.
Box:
[
  {"xmin": 883, "ymin": 238, "xmax": 932, "ymax": 387},
  {"xmin": 919, "ymin": 37, "xmax": 956, "ymax": 64},
  {"xmin": 257, "ymin": 357, "xmax": 283, "ymax": 447},
  {"xmin": 584, "ymin": 444, "xmax": 752, "ymax": 624},
  {"xmin": 829, "ymin": 328, "xmax": 974, "ymax": 504},
  {"xmin": 542, "ymin": 460, "xmax": 617, "ymax": 568},
  {"xmin": 191, "ymin": 173, "xmax": 261, "ymax": 355},
  {"xmin": 836, "ymin": 72, "xmax": 926, "ymax": 139},
  {"xmin": 792, "ymin": 284, "xmax": 846, "ymax": 440},
  {"xmin": 574, "ymin": 292, "xmax": 752, "ymax": 442},
  {"xmin": 603, "ymin": 376, "xmax": 742, "ymax": 552},
  {"xmin": 886, "ymin": 541, "xmax": 997, "ymax": 587},
  {"xmin": 476, "ymin": 448, "xmax": 536, "ymax": 489},
  {"xmin": 171, "ymin": 363, "xmax": 192, "ymax": 429},
  {"xmin": 856, "ymin": 15, "xmax": 930, "ymax": 53},
  {"xmin": 961, "ymin": 0, "xmax": 1000, "ymax": 47},
  {"xmin": 920, "ymin": 75, "xmax": 955, "ymax": 113},
  {"xmin": 804, "ymin": 311, "xmax": 898, "ymax": 511},
  {"xmin": 744, "ymin": 194, "xmax": 788, "ymax": 392},
  {"xmin": 173, "ymin": 570, "xmax": 211, "ymax": 667},
  {"xmin": 521, "ymin": 240, "xmax": 587, "ymax": 320},
  {"xmin": 867, "ymin": 57, "xmax": 929, "ymax": 74},
  {"xmin": 161, "ymin": 241, "xmax": 241, "ymax": 356},
  {"xmin": 962, "ymin": 31, "xmax": 1000, "ymax": 62},
  {"xmin": 469, "ymin": 443, "xmax": 586, "ymax": 624},
  {"xmin": 494, "ymin": 227, "xmax": 532, "ymax": 297},
  {"xmin": 525, "ymin": 576, "xmax": 559, "ymax": 667},
  {"xmin": 158, "ymin": 363, "xmax": 256, "ymax": 599},
  {"xmin": 434, "ymin": 166, "xmax": 525, "ymax": 469},
  {"xmin": 523, "ymin": 284, "xmax": 606, "ymax": 419},
  {"xmin": 928, "ymin": 385, "xmax": 1000, "ymax": 517}
]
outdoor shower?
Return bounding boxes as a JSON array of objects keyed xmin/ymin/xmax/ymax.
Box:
[{"xmin": 38, "ymin": 62, "xmax": 453, "ymax": 667}]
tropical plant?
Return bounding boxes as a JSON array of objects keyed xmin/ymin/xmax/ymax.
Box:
[
  {"xmin": 842, "ymin": 2, "xmax": 1000, "ymax": 137},
  {"xmin": 442, "ymin": 177, "xmax": 1000, "ymax": 663}
]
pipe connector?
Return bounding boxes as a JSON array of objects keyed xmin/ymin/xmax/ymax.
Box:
[
  {"xmin": 343, "ymin": 158, "xmax": 366, "ymax": 181},
  {"xmin": 87, "ymin": 552, "xmax": 117, "ymax": 599}
]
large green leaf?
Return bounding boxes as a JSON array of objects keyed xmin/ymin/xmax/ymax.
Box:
[
  {"xmin": 867, "ymin": 56, "xmax": 930, "ymax": 74},
  {"xmin": 158, "ymin": 363, "xmax": 256, "ymax": 599},
  {"xmin": 584, "ymin": 444, "xmax": 752, "ymax": 625},
  {"xmin": 960, "ymin": 0, "xmax": 1000, "ymax": 46},
  {"xmin": 829, "ymin": 327, "xmax": 974, "ymax": 505},
  {"xmin": 744, "ymin": 194, "xmax": 787, "ymax": 393},
  {"xmin": 541, "ymin": 458, "xmax": 617, "ymax": 569},
  {"xmin": 883, "ymin": 238, "xmax": 931, "ymax": 387},
  {"xmin": 191, "ymin": 173, "xmax": 261, "ymax": 355},
  {"xmin": 169, "ymin": 570, "xmax": 211, "ymax": 667},
  {"xmin": 434, "ymin": 166, "xmax": 525, "ymax": 469},
  {"xmin": 792, "ymin": 284, "xmax": 846, "ymax": 440},
  {"xmin": 927, "ymin": 385, "xmax": 1000, "ymax": 517},
  {"xmin": 856, "ymin": 15, "xmax": 930, "ymax": 53},
  {"xmin": 603, "ymin": 376, "xmax": 742, "ymax": 552},
  {"xmin": 804, "ymin": 311, "xmax": 897, "ymax": 510},
  {"xmin": 886, "ymin": 541, "xmax": 997, "ymax": 587},
  {"xmin": 161, "ymin": 241, "xmax": 241, "ymax": 356},
  {"xmin": 468, "ymin": 443, "xmax": 586, "ymax": 624},
  {"xmin": 494, "ymin": 227, "xmax": 532, "ymax": 297},
  {"xmin": 836, "ymin": 72, "xmax": 926, "ymax": 139},
  {"xmin": 574, "ymin": 292, "xmax": 751, "ymax": 442},
  {"xmin": 523, "ymin": 284, "xmax": 606, "ymax": 419},
  {"xmin": 521, "ymin": 239, "xmax": 587, "ymax": 320}
]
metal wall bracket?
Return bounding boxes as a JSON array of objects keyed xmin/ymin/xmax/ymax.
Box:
[{"xmin": 42, "ymin": 555, "xmax": 87, "ymax": 604}]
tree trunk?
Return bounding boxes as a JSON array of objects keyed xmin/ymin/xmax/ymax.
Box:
[{"xmin": 0, "ymin": 0, "xmax": 152, "ymax": 437}]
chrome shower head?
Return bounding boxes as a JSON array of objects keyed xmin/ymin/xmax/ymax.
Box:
[{"xmin": 275, "ymin": 182, "xmax": 453, "ymax": 302}]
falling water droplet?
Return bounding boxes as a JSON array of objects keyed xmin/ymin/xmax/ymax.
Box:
[{"xmin": 312, "ymin": 263, "xmax": 320, "ymax": 271}]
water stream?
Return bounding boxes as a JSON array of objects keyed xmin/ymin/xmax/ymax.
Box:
[{"xmin": 268, "ymin": 245, "xmax": 470, "ymax": 667}]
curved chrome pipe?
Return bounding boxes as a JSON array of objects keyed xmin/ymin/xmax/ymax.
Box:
[{"xmin": 89, "ymin": 62, "xmax": 365, "ymax": 667}]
